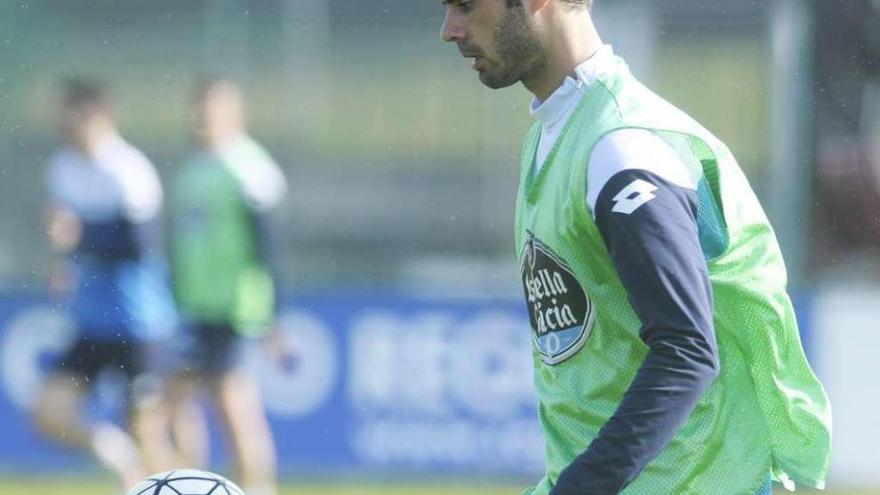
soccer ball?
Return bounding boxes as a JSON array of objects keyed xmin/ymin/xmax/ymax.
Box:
[{"xmin": 126, "ymin": 469, "xmax": 246, "ymax": 495}]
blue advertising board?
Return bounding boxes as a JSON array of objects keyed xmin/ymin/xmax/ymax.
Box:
[{"xmin": 0, "ymin": 291, "xmax": 544, "ymax": 477}]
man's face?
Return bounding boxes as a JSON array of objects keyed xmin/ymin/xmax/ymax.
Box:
[
  {"xmin": 192, "ymin": 85, "xmax": 243, "ymax": 148},
  {"xmin": 442, "ymin": 0, "xmax": 546, "ymax": 89},
  {"xmin": 59, "ymin": 104, "xmax": 108, "ymax": 155}
]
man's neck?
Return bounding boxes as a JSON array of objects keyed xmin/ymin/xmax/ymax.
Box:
[{"xmin": 524, "ymin": 10, "xmax": 602, "ymax": 102}]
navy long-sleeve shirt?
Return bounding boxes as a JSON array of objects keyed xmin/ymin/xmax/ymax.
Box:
[{"xmin": 549, "ymin": 129, "xmax": 720, "ymax": 494}]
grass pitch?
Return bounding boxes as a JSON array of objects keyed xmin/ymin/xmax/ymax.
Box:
[
  {"xmin": 0, "ymin": 478, "xmax": 524, "ymax": 495},
  {"xmin": 0, "ymin": 478, "xmax": 875, "ymax": 495}
]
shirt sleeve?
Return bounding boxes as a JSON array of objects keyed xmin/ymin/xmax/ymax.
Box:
[
  {"xmin": 550, "ymin": 130, "xmax": 720, "ymax": 494},
  {"xmin": 222, "ymin": 135, "xmax": 288, "ymax": 212},
  {"xmin": 112, "ymin": 143, "xmax": 164, "ymax": 223}
]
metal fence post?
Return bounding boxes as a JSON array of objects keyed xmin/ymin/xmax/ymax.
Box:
[{"xmin": 768, "ymin": 0, "xmax": 816, "ymax": 287}]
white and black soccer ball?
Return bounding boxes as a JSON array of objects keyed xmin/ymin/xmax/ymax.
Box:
[{"xmin": 126, "ymin": 469, "xmax": 246, "ymax": 495}]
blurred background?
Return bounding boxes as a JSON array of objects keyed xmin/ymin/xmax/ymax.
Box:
[{"xmin": 0, "ymin": 0, "xmax": 878, "ymax": 493}]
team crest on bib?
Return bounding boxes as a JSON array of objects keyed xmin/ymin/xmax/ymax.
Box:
[{"xmin": 521, "ymin": 233, "xmax": 595, "ymax": 365}]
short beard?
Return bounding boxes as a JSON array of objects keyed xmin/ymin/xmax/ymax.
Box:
[{"xmin": 479, "ymin": 4, "xmax": 546, "ymax": 89}]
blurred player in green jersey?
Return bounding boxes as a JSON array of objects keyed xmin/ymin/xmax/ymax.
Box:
[
  {"xmin": 441, "ymin": 1, "xmax": 831, "ymax": 494},
  {"xmin": 168, "ymin": 78, "xmax": 286, "ymax": 495}
]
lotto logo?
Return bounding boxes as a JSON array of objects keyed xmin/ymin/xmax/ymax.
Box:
[{"xmin": 611, "ymin": 179, "xmax": 658, "ymax": 215}]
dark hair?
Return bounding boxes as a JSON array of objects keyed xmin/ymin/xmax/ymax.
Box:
[
  {"xmin": 562, "ymin": 0, "xmax": 592, "ymax": 10},
  {"xmin": 191, "ymin": 74, "xmax": 243, "ymax": 106},
  {"xmin": 506, "ymin": 0, "xmax": 592, "ymax": 9},
  {"xmin": 60, "ymin": 77, "xmax": 107, "ymax": 110},
  {"xmin": 194, "ymin": 74, "xmax": 230, "ymax": 97}
]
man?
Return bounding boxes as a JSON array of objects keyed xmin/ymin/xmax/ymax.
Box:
[
  {"xmin": 440, "ymin": 1, "xmax": 831, "ymax": 494},
  {"xmin": 169, "ymin": 78, "xmax": 285, "ymax": 495},
  {"xmin": 35, "ymin": 78, "xmax": 178, "ymax": 490}
]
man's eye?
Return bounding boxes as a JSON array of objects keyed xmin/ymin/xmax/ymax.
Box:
[{"xmin": 441, "ymin": 0, "xmax": 474, "ymax": 14}]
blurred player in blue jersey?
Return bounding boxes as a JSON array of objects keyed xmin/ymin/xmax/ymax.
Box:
[
  {"xmin": 34, "ymin": 78, "xmax": 178, "ymax": 490},
  {"xmin": 168, "ymin": 78, "xmax": 286, "ymax": 495}
]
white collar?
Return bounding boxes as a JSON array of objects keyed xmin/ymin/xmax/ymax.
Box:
[{"xmin": 529, "ymin": 44, "xmax": 616, "ymax": 126}]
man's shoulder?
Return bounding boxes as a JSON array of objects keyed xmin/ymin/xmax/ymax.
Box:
[
  {"xmin": 586, "ymin": 129, "xmax": 700, "ymax": 214},
  {"xmin": 102, "ymin": 137, "xmax": 154, "ymax": 168},
  {"xmin": 222, "ymin": 134, "xmax": 275, "ymax": 165}
]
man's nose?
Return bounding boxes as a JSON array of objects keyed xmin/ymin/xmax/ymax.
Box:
[{"xmin": 441, "ymin": 10, "xmax": 465, "ymax": 43}]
